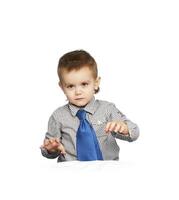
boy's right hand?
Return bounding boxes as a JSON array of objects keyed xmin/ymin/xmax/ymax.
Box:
[{"xmin": 41, "ymin": 138, "xmax": 66, "ymax": 155}]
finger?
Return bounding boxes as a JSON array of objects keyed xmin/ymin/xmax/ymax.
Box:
[
  {"xmin": 49, "ymin": 138, "xmax": 55, "ymax": 143},
  {"xmin": 55, "ymin": 138, "xmax": 60, "ymax": 143},
  {"xmin": 44, "ymin": 139, "xmax": 50, "ymax": 146},
  {"xmin": 50, "ymin": 140, "xmax": 59, "ymax": 148},
  {"xmin": 44, "ymin": 140, "xmax": 54, "ymax": 150},
  {"xmin": 46, "ymin": 143, "xmax": 58, "ymax": 151},
  {"xmin": 45, "ymin": 144, "xmax": 52, "ymax": 151},
  {"xmin": 121, "ymin": 125, "xmax": 129, "ymax": 135},
  {"xmin": 119, "ymin": 125, "xmax": 125, "ymax": 133},
  {"xmin": 108, "ymin": 122, "xmax": 117, "ymax": 132},
  {"xmin": 105, "ymin": 122, "xmax": 111, "ymax": 132},
  {"xmin": 58, "ymin": 143, "xmax": 66, "ymax": 155},
  {"xmin": 114, "ymin": 123, "xmax": 121, "ymax": 132},
  {"xmin": 60, "ymin": 146, "xmax": 66, "ymax": 155}
]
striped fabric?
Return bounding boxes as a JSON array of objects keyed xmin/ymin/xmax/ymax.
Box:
[{"xmin": 41, "ymin": 97, "xmax": 139, "ymax": 162}]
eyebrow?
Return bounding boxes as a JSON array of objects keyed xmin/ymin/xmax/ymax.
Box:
[
  {"xmin": 81, "ymin": 80, "xmax": 91, "ymax": 83},
  {"xmin": 64, "ymin": 80, "xmax": 91, "ymax": 86}
]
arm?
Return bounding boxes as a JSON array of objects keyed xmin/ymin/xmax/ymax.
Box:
[
  {"xmin": 41, "ymin": 136, "xmax": 61, "ymax": 159},
  {"xmin": 41, "ymin": 115, "xmax": 64, "ymax": 159},
  {"xmin": 41, "ymin": 145, "xmax": 60, "ymax": 159},
  {"xmin": 106, "ymin": 103, "xmax": 139, "ymax": 142}
]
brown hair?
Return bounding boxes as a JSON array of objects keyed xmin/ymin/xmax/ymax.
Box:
[{"xmin": 57, "ymin": 50, "xmax": 99, "ymax": 93}]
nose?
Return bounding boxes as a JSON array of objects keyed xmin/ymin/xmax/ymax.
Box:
[{"xmin": 75, "ymin": 86, "xmax": 82, "ymax": 95}]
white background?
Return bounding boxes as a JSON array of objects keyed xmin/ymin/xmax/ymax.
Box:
[{"xmin": 0, "ymin": 0, "xmax": 179, "ymax": 199}]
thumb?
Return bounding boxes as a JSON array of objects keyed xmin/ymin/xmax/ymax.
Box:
[{"xmin": 57, "ymin": 143, "xmax": 66, "ymax": 155}]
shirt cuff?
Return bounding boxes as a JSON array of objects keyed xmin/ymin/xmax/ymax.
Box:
[
  {"xmin": 41, "ymin": 147, "xmax": 60, "ymax": 159},
  {"xmin": 111, "ymin": 131, "xmax": 133, "ymax": 142},
  {"xmin": 111, "ymin": 121, "xmax": 139, "ymax": 142}
]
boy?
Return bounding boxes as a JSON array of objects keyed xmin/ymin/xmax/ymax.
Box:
[{"xmin": 40, "ymin": 50, "xmax": 139, "ymax": 162}]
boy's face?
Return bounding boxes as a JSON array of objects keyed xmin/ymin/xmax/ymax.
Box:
[{"xmin": 59, "ymin": 66, "xmax": 100, "ymax": 107}]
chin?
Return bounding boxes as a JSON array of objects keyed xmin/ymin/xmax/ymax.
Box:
[
  {"xmin": 73, "ymin": 100, "xmax": 89, "ymax": 107},
  {"xmin": 76, "ymin": 102, "xmax": 87, "ymax": 107}
]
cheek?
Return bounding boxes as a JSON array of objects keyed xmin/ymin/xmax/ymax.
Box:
[
  {"xmin": 86, "ymin": 87, "xmax": 95, "ymax": 95},
  {"xmin": 90, "ymin": 84, "xmax": 96, "ymax": 92},
  {"xmin": 63, "ymin": 89, "xmax": 73, "ymax": 97}
]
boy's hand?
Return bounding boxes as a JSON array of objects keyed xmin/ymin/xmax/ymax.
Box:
[
  {"xmin": 41, "ymin": 138, "xmax": 66, "ymax": 155},
  {"xmin": 105, "ymin": 121, "xmax": 129, "ymax": 135}
]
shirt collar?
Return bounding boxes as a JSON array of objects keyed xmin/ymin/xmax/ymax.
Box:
[{"xmin": 68, "ymin": 97, "xmax": 97, "ymax": 117}]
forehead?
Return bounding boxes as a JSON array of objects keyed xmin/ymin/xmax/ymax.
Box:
[{"xmin": 61, "ymin": 66, "xmax": 95, "ymax": 83}]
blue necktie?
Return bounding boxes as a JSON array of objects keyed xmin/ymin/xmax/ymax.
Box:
[{"xmin": 76, "ymin": 109, "xmax": 103, "ymax": 161}]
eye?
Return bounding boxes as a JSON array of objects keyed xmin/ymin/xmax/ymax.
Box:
[
  {"xmin": 67, "ymin": 84, "xmax": 74, "ymax": 89},
  {"xmin": 81, "ymin": 82, "xmax": 88, "ymax": 86}
]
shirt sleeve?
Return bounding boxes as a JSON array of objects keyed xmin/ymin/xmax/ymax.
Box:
[
  {"xmin": 108, "ymin": 103, "xmax": 139, "ymax": 142},
  {"xmin": 47, "ymin": 115, "xmax": 62, "ymax": 138},
  {"xmin": 41, "ymin": 114, "xmax": 62, "ymax": 159}
]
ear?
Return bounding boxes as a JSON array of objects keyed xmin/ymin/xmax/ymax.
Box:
[
  {"xmin": 59, "ymin": 81, "xmax": 66, "ymax": 96},
  {"xmin": 94, "ymin": 76, "xmax": 101, "ymax": 90},
  {"xmin": 58, "ymin": 81, "xmax": 62, "ymax": 88}
]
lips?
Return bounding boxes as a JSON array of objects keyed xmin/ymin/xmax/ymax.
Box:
[{"xmin": 75, "ymin": 98, "xmax": 84, "ymax": 100}]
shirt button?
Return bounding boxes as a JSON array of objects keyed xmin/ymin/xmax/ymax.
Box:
[{"xmin": 97, "ymin": 120, "xmax": 102, "ymax": 125}]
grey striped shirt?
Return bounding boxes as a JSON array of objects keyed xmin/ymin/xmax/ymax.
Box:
[{"xmin": 41, "ymin": 97, "xmax": 139, "ymax": 162}]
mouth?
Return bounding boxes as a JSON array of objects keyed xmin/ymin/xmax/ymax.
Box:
[{"xmin": 75, "ymin": 98, "xmax": 84, "ymax": 100}]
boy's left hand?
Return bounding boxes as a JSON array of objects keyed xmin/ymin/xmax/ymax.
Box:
[{"xmin": 105, "ymin": 121, "xmax": 129, "ymax": 135}]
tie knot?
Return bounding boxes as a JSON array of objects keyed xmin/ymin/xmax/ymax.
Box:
[{"xmin": 76, "ymin": 109, "xmax": 86, "ymax": 120}]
